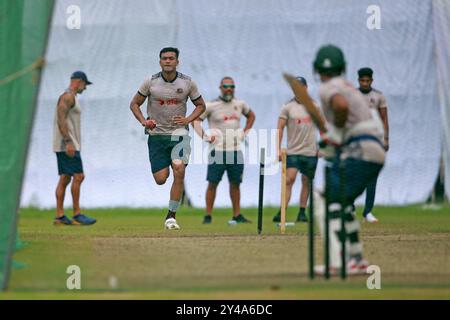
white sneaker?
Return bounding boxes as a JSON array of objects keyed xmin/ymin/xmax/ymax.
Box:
[
  {"xmin": 364, "ymin": 212, "xmax": 379, "ymax": 224},
  {"xmin": 165, "ymin": 218, "xmax": 180, "ymax": 230},
  {"xmin": 347, "ymin": 258, "xmax": 369, "ymax": 275}
]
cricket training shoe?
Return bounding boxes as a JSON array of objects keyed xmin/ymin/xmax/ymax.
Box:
[
  {"xmin": 364, "ymin": 212, "xmax": 379, "ymax": 224},
  {"xmin": 72, "ymin": 213, "xmax": 97, "ymax": 225},
  {"xmin": 296, "ymin": 212, "xmax": 308, "ymax": 222},
  {"xmin": 165, "ymin": 218, "xmax": 181, "ymax": 230},
  {"xmin": 53, "ymin": 215, "xmax": 73, "ymax": 226},
  {"xmin": 233, "ymin": 214, "xmax": 251, "ymax": 223},
  {"xmin": 272, "ymin": 211, "xmax": 281, "ymax": 222},
  {"xmin": 347, "ymin": 258, "xmax": 369, "ymax": 275},
  {"xmin": 202, "ymin": 215, "xmax": 212, "ymax": 224}
]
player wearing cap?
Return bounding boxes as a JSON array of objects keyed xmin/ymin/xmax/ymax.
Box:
[
  {"xmin": 306, "ymin": 45, "xmax": 386, "ymax": 275},
  {"xmin": 53, "ymin": 71, "xmax": 97, "ymax": 226},
  {"xmin": 357, "ymin": 67, "xmax": 389, "ymax": 223},
  {"xmin": 130, "ymin": 47, "xmax": 206, "ymax": 230},
  {"xmin": 272, "ymin": 76, "xmax": 320, "ymax": 223}
]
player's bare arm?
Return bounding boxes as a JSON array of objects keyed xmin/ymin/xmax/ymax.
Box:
[
  {"xmin": 378, "ymin": 107, "xmax": 389, "ymax": 151},
  {"xmin": 277, "ymin": 118, "xmax": 287, "ymax": 161},
  {"xmin": 243, "ymin": 110, "xmax": 256, "ymax": 134},
  {"xmin": 192, "ymin": 119, "xmax": 215, "ymax": 143},
  {"xmin": 56, "ymin": 92, "xmax": 76, "ymax": 157},
  {"xmin": 173, "ymin": 96, "xmax": 206, "ymax": 126},
  {"xmin": 130, "ymin": 92, "xmax": 155, "ymax": 129},
  {"xmin": 330, "ymin": 94, "xmax": 349, "ymax": 128}
]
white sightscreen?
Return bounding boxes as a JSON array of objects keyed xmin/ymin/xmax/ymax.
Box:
[{"xmin": 21, "ymin": 0, "xmax": 443, "ymax": 208}]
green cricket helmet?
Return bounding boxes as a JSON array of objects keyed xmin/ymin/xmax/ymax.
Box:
[{"xmin": 313, "ymin": 44, "xmax": 346, "ymax": 76}]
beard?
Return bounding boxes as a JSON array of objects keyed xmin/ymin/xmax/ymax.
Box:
[
  {"xmin": 220, "ymin": 93, "xmax": 233, "ymax": 102},
  {"xmin": 359, "ymin": 87, "xmax": 372, "ymax": 94}
]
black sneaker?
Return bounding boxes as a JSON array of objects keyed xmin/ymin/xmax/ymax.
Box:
[
  {"xmin": 296, "ymin": 212, "xmax": 308, "ymax": 222},
  {"xmin": 233, "ymin": 214, "xmax": 251, "ymax": 223},
  {"xmin": 203, "ymin": 215, "xmax": 212, "ymax": 224},
  {"xmin": 272, "ymin": 211, "xmax": 281, "ymax": 223}
]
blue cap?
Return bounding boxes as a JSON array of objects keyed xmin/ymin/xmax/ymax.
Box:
[
  {"xmin": 71, "ymin": 71, "xmax": 92, "ymax": 85},
  {"xmin": 296, "ymin": 76, "xmax": 307, "ymax": 86}
]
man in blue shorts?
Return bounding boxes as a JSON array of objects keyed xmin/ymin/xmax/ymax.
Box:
[
  {"xmin": 272, "ymin": 77, "xmax": 319, "ymax": 223},
  {"xmin": 193, "ymin": 77, "xmax": 255, "ymax": 224},
  {"xmin": 53, "ymin": 71, "xmax": 97, "ymax": 226}
]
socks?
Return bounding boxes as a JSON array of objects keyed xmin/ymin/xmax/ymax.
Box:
[
  {"xmin": 166, "ymin": 211, "xmax": 176, "ymax": 220},
  {"xmin": 166, "ymin": 200, "xmax": 180, "ymax": 220},
  {"xmin": 299, "ymin": 207, "xmax": 306, "ymax": 216},
  {"xmin": 169, "ymin": 200, "xmax": 180, "ymax": 212}
]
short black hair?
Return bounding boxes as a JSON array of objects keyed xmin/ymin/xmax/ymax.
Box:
[
  {"xmin": 159, "ymin": 47, "xmax": 179, "ymax": 59},
  {"xmin": 358, "ymin": 67, "xmax": 373, "ymax": 78},
  {"xmin": 220, "ymin": 76, "xmax": 234, "ymax": 85}
]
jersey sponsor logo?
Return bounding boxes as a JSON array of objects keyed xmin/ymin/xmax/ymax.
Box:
[
  {"xmin": 296, "ymin": 116, "xmax": 312, "ymax": 125},
  {"xmin": 158, "ymin": 98, "xmax": 179, "ymax": 106},
  {"xmin": 224, "ymin": 113, "xmax": 239, "ymax": 121}
]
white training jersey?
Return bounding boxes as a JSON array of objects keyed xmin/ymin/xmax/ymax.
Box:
[
  {"xmin": 279, "ymin": 98, "xmax": 318, "ymax": 157},
  {"xmin": 199, "ymin": 97, "xmax": 251, "ymax": 151},
  {"xmin": 319, "ymin": 77, "xmax": 385, "ymax": 164},
  {"xmin": 138, "ymin": 72, "xmax": 201, "ymax": 136}
]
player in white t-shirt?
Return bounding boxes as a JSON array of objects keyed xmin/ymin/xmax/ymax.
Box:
[
  {"xmin": 193, "ymin": 77, "xmax": 255, "ymax": 224},
  {"xmin": 272, "ymin": 77, "xmax": 320, "ymax": 223}
]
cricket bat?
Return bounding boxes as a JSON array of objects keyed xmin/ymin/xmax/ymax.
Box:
[{"xmin": 283, "ymin": 73, "xmax": 327, "ymax": 133}]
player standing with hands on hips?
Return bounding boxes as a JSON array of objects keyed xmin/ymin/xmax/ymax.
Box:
[
  {"xmin": 193, "ymin": 77, "xmax": 255, "ymax": 224},
  {"xmin": 130, "ymin": 47, "xmax": 206, "ymax": 230}
]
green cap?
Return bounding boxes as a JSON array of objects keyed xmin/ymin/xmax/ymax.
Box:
[{"xmin": 313, "ymin": 44, "xmax": 346, "ymax": 76}]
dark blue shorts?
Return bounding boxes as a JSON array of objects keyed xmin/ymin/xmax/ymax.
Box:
[
  {"xmin": 207, "ymin": 150, "xmax": 244, "ymax": 185},
  {"xmin": 286, "ymin": 155, "xmax": 318, "ymax": 179},
  {"xmin": 148, "ymin": 135, "xmax": 191, "ymax": 174},
  {"xmin": 56, "ymin": 151, "xmax": 83, "ymax": 176},
  {"xmin": 326, "ymin": 158, "xmax": 383, "ymax": 206}
]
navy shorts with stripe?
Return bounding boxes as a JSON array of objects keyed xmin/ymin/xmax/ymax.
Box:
[
  {"xmin": 207, "ymin": 150, "xmax": 244, "ymax": 185},
  {"xmin": 148, "ymin": 135, "xmax": 191, "ymax": 174},
  {"xmin": 326, "ymin": 158, "xmax": 383, "ymax": 206},
  {"xmin": 286, "ymin": 154, "xmax": 318, "ymax": 179},
  {"xmin": 56, "ymin": 151, "xmax": 83, "ymax": 176}
]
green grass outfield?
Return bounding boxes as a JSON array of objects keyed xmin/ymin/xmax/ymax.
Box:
[{"xmin": 2, "ymin": 205, "xmax": 450, "ymax": 300}]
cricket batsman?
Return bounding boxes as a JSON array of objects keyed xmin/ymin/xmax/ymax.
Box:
[{"xmin": 285, "ymin": 44, "xmax": 385, "ymax": 275}]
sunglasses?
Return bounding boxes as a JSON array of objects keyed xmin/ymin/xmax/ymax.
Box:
[{"xmin": 222, "ymin": 84, "xmax": 235, "ymax": 89}]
